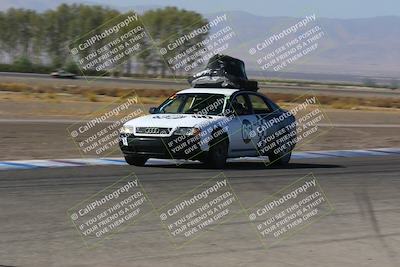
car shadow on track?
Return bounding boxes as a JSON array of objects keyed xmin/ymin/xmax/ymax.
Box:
[{"xmin": 148, "ymin": 161, "xmax": 343, "ymax": 170}]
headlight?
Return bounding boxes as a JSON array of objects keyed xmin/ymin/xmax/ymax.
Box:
[
  {"xmin": 120, "ymin": 125, "xmax": 134, "ymax": 134},
  {"xmin": 173, "ymin": 127, "xmax": 201, "ymax": 136}
]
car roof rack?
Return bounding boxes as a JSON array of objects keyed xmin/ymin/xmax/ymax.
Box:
[{"xmin": 188, "ymin": 54, "xmax": 259, "ymax": 91}]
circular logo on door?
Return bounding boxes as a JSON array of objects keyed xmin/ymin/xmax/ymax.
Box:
[{"xmin": 241, "ymin": 119, "xmax": 252, "ymax": 144}]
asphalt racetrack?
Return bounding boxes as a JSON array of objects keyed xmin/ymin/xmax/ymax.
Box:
[{"xmin": 0, "ymin": 155, "xmax": 399, "ymax": 267}]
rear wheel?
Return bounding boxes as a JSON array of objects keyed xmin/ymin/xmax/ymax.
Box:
[
  {"xmin": 268, "ymin": 144, "xmax": 292, "ymax": 166},
  {"xmin": 124, "ymin": 156, "xmax": 148, "ymax": 166},
  {"xmin": 204, "ymin": 139, "xmax": 228, "ymax": 169}
]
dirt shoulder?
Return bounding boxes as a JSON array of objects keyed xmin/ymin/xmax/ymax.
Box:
[{"xmin": 0, "ymin": 91, "xmax": 399, "ymax": 123}]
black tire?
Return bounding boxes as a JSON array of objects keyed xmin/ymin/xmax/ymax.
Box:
[
  {"xmin": 124, "ymin": 156, "xmax": 148, "ymax": 166},
  {"xmin": 268, "ymin": 144, "xmax": 292, "ymax": 166},
  {"xmin": 205, "ymin": 139, "xmax": 228, "ymax": 169}
]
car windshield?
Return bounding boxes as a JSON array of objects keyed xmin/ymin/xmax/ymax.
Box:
[{"xmin": 157, "ymin": 93, "xmax": 226, "ymax": 115}]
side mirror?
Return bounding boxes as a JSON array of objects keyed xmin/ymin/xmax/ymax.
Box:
[{"xmin": 149, "ymin": 107, "xmax": 158, "ymax": 114}]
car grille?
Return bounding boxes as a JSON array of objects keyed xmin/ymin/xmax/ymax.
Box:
[{"xmin": 135, "ymin": 127, "xmax": 172, "ymax": 135}]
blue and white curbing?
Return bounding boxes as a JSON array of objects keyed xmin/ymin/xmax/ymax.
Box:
[{"xmin": 0, "ymin": 148, "xmax": 399, "ymax": 171}]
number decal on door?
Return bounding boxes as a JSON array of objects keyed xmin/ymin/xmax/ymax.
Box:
[{"xmin": 241, "ymin": 119, "xmax": 253, "ymax": 144}]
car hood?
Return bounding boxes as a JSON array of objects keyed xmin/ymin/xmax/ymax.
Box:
[{"xmin": 124, "ymin": 114, "xmax": 222, "ymax": 137}]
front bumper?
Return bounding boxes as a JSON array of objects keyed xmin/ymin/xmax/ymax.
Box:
[{"xmin": 119, "ymin": 134, "xmax": 205, "ymax": 160}]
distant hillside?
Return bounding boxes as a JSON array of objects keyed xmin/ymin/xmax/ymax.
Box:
[
  {"xmin": 1, "ymin": 2, "xmax": 399, "ymax": 78},
  {"xmin": 205, "ymin": 11, "xmax": 400, "ymax": 77}
]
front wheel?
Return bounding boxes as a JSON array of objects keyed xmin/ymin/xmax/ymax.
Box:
[
  {"xmin": 204, "ymin": 140, "xmax": 228, "ymax": 169},
  {"xmin": 124, "ymin": 156, "xmax": 148, "ymax": 166}
]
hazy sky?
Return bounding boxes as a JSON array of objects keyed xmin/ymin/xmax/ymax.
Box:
[{"xmin": 90, "ymin": 0, "xmax": 400, "ymax": 18}]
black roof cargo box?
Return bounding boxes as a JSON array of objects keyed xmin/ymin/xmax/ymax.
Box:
[{"xmin": 188, "ymin": 54, "xmax": 258, "ymax": 91}]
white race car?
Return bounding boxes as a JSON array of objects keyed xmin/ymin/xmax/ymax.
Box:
[{"xmin": 119, "ymin": 87, "xmax": 297, "ymax": 168}]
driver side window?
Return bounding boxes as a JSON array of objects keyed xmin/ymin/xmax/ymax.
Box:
[{"xmin": 231, "ymin": 95, "xmax": 251, "ymax": 116}]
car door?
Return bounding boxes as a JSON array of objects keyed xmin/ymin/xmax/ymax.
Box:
[
  {"xmin": 247, "ymin": 93, "xmax": 281, "ymax": 156},
  {"xmin": 226, "ymin": 93, "xmax": 259, "ymax": 157}
]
